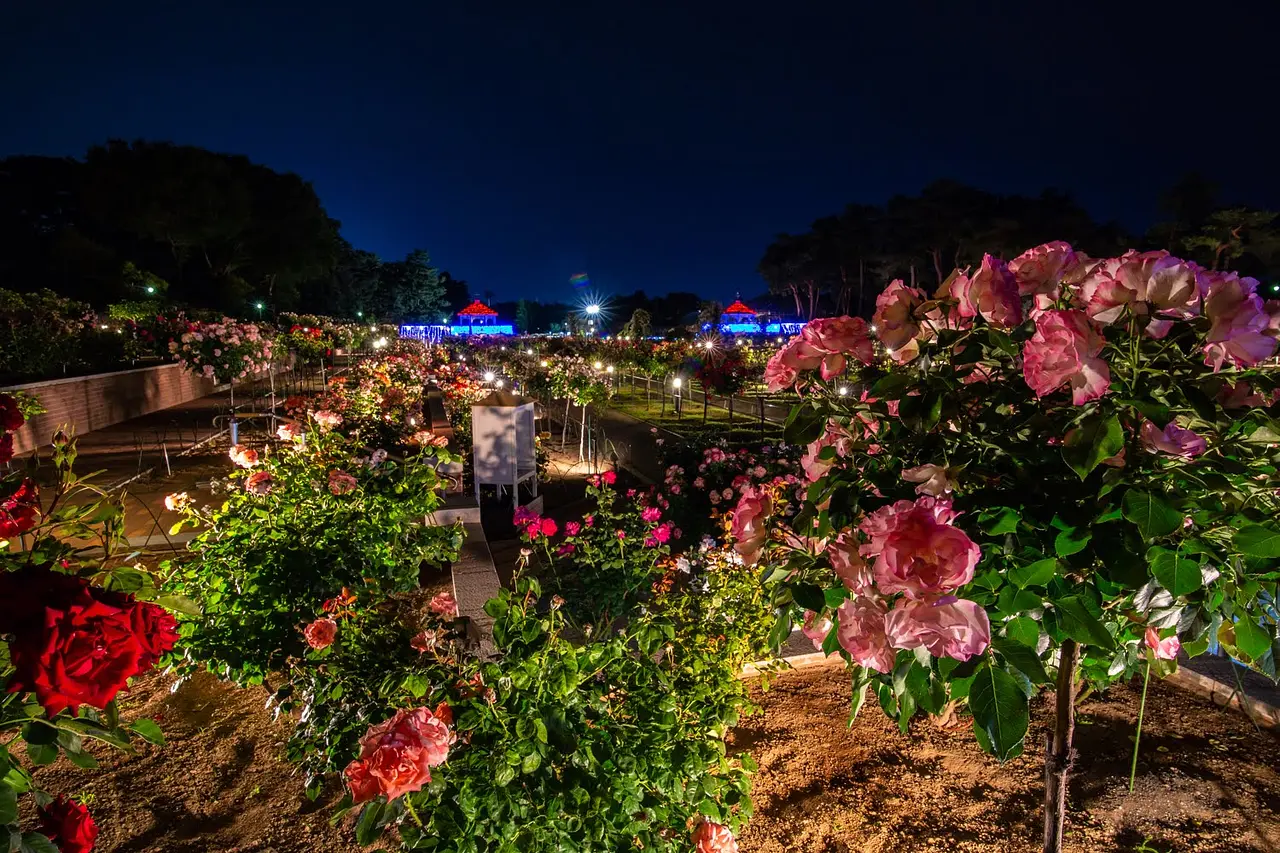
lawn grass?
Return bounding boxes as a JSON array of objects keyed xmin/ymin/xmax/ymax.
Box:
[{"xmin": 607, "ymin": 382, "xmax": 785, "ymax": 446}]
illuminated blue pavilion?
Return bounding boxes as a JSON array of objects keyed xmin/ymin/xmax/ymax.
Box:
[{"xmin": 400, "ymin": 299, "xmax": 514, "ymax": 340}]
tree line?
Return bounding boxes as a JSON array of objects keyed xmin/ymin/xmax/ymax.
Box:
[
  {"xmin": 0, "ymin": 140, "xmax": 466, "ymax": 320},
  {"xmin": 759, "ymin": 176, "xmax": 1280, "ymax": 319}
]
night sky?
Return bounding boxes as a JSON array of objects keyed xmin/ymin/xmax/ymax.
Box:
[{"xmin": 4, "ymin": 0, "xmax": 1279, "ymax": 304}]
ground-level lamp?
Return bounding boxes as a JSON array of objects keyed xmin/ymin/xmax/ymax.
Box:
[{"xmin": 672, "ymin": 376, "xmax": 684, "ymax": 419}]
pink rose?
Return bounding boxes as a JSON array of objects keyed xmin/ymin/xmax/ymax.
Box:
[
  {"xmin": 565, "ymin": 521, "xmax": 581, "ymax": 536},
  {"xmin": 344, "ymin": 706, "xmax": 456, "ymax": 803},
  {"xmin": 1201, "ymin": 272, "xmax": 1278, "ymax": 370},
  {"xmin": 164, "ymin": 492, "xmax": 192, "ymax": 512},
  {"xmin": 951, "ymin": 254, "xmax": 1022, "ymax": 328},
  {"xmin": 1080, "ymin": 251, "xmax": 1198, "ymax": 326},
  {"xmin": 641, "ymin": 506, "xmax": 662, "ymax": 523},
  {"xmin": 228, "ymin": 444, "xmax": 259, "ymax": 469},
  {"xmin": 873, "ymin": 279, "xmax": 925, "ymax": 363},
  {"xmin": 1022, "ymin": 309, "xmax": 1111, "ymax": 405},
  {"xmin": 1139, "ymin": 421, "xmax": 1206, "ymax": 459},
  {"xmin": 764, "ymin": 337, "xmax": 823, "ymax": 392},
  {"xmin": 829, "ymin": 531, "xmax": 873, "ymax": 594},
  {"xmin": 801, "ymin": 610, "xmax": 833, "ymax": 652},
  {"xmin": 303, "ymin": 617, "xmax": 338, "ymax": 650},
  {"xmin": 801, "ymin": 419, "xmax": 853, "ymax": 483},
  {"xmin": 1009, "ymin": 241, "xmax": 1078, "ymax": 304},
  {"xmin": 901, "ymin": 463, "xmax": 955, "ymax": 497},
  {"xmin": 729, "ymin": 485, "xmax": 772, "ymax": 566},
  {"xmin": 859, "ymin": 496, "xmax": 978, "ymax": 599},
  {"xmin": 800, "ymin": 316, "xmax": 876, "ymax": 378},
  {"xmin": 245, "ymin": 470, "xmax": 274, "ymax": 495},
  {"xmin": 410, "ymin": 629, "xmax": 439, "ymax": 652},
  {"xmin": 311, "ymin": 409, "xmax": 343, "ymax": 431},
  {"xmin": 1145, "ymin": 626, "xmax": 1180, "ymax": 661},
  {"xmin": 428, "ymin": 590, "xmax": 459, "ymax": 619},
  {"xmin": 692, "ymin": 818, "xmax": 739, "ymax": 853},
  {"xmin": 836, "ymin": 596, "xmax": 896, "ymax": 673},
  {"xmin": 885, "ymin": 596, "xmax": 990, "ymax": 661},
  {"xmin": 328, "ymin": 469, "xmax": 358, "ymax": 495}
]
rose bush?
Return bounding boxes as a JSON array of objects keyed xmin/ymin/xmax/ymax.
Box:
[{"xmin": 747, "ymin": 244, "xmax": 1280, "ymax": 851}]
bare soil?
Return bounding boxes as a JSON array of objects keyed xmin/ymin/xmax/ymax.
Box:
[{"xmin": 733, "ymin": 665, "xmax": 1280, "ymax": 853}]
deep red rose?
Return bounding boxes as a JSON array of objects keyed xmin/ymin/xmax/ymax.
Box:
[
  {"xmin": 0, "ymin": 567, "xmax": 177, "ymax": 715},
  {"xmin": 0, "ymin": 394, "xmax": 25, "ymax": 431},
  {"xmin": 0, "ymin": 479, "xmax": 40, "ymax": 539},
  {"xmin": 0, "ymin": 433, "xmax": 13, "ymax": 465},
  {"xmin": 38, "ymin": 796, "xmax": 98, "ymax": 853}
]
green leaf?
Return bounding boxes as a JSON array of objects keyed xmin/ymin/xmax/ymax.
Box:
[
  {"xmin": 521, "ymin": 751, "xmax": 542, "ymax": 774},
  {"xmin": 1233, "ymin": 525, "xmax": 1280, "ymax": 559},
  {"xmin": 354, "ymin": 801, "xmax": 387, "ymax": 846},
  {"xmin": 1061, "ymin": 412, "xmax": 1124, "ymax": 480},
  {"xmin": 969, "ymin": 663, "xmax": 1029, "ymax": 761},
  {"xmin": 128, "ymin": 719, "xmax": 165, "ymax": 746},
  {"xmin": 493, "ymin": 764, "xmax": 516, "ymax": 787},
  {"xmin": 0, "ymin": 784, "xmax": 16, "ymax": 825},
  {"xmin": 1054, "ymin": 527, "xmax": 1092, "ymax": 557},
  {"xmin": 1122, "ymin": 491, "xmax": 1182, "ymax": 539},
  {"xmin": 151, "ymin": 593, "xmax": 202, "ymax": 616},
  {"xmin": 783, "ymin": 405, "xmax": 825, "ymax": 446},
  {"xmin": 23, "ymin": 743, "xmax": 57, "ymax": 767},
  {"xmin": 991, "ymin": 638, "xmax": 1049, "ymax": 685},
  {"xmin": 1117, "ymin": 398, "xmax": 1171, "ymax": 427},
  {"xmin": 1052, "ymin": 595, "xmax": 1115, "ymax": 650},
  {"xmin": 767, "ymin": 609, "xmax": 793, "ymax": 652},
  {"xmin": 1004, "ymin": 616, "xmax": 1041, "ymax": 648},
  {"xmin": 1009, "ymin": 559, "xmax": 1058, "ymax": 589},
  {"xmin": 1147, "ymin": 547, "xmax": 1202, "ymax": 597},
  {"xmin": 791, "ymin": 583, "xmax": 825, "ymax": 613},
  {"xmin": 979, "ymin": 507, "xmax": 1021, "ymax": 536},
  {"xmin": 1234, "ymin": 618, "xmax": 1271, "ymax": 660},
  {"xmin": 20, "ymin": 833, "xmax": 59, "ymax": 853}
]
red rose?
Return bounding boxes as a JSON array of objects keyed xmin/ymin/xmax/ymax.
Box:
[
  {"xmin": 0, "ymin": 567, "xmax": 178, "ymax": 715},
  {"xmin": 0, "ymin": 394, "xmax": 25, "ymax": 431},
  {"xmin": 37, "ymin": 796, "xmax": 98, "ymax": 853},
  {"xmin": 0, "ymin": 433, "xmax": 13, "ymax": 465},
  {"xmin": 0, "ymin": 479, "xmax": 39, "ymax": 539}
]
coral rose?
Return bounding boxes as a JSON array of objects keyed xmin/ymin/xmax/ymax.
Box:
[
  {"xmin": 228, "ymin": 444, "xmax": 259, "ymax": 468},
  {"xmin": 859, "ymin": 497, "xmax": 978, "ymax": 599},
  {"xmin": 801, "ymin": 610, "xmax": 833, "ymax": 652},
  {"xmin": 1021, "ymin": 309, "xmax": 1111, "ymax": 405},
  {"xmin": 303, "ymin": 617, "xmax": 338, "ymax": 650},
  {"xmin": 729, "ymin": 485, "xmax": 772, "ymax": 566},
  {"xmin": 245, "ymin": 470, "xmax": 274, "ymax": 495},
  {"xmin": 801, "ymin": 419, "xmax": 853, "ymax": 483},
  {"xmin": 885, "ymin": 596, "xmax": 990, "ymax": 661},
  {"xmin": 37, "ymin": 796, "xmax": 98, "ymax": 853},
  {"xmin": 344, "ymin": 706, "xmax": 456, "ymax": 803},
  {"xmin": 1139, "ymin": 421, "xmax": 1206, "ymax": 459},
  {"xmin": 836, "ymin": 596, "xmax": 896, "ymax": 673},
  {"xmin": 692, "ymin": 818, "xmax": 739, "ymax": 853},
  {"xmin": 428, "ymin": 590, "xmax": 459, "ymax": 619},
  {"xmin": 763, "ymin": 337, "xmax": 822, "ymax": 392}
]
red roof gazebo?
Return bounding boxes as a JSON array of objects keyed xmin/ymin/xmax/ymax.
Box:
[
  {"xmin": 458, "ymin": 299, "xmax": 499, "ymax": 318},
  {"xmin": 723, "ymin": 299, "xmax": 756, "ymax": 319}
]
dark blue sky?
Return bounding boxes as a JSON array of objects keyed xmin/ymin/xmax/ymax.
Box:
[{"xmin": 5, "ymin": 0, "xmax": 1279, "ymax": 303}]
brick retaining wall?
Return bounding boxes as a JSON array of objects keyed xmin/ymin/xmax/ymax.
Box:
[{"xmin": 2, "ymin": 364, "xmax": 216, "ymax": 454}]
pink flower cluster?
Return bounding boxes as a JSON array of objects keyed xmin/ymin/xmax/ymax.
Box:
[
  {"xmin": 764, "ymin": 316, "xmax": 876, "ymax": 392},
  {"xmin": 809, "ymin": 495, "xmax": 990, "ymax": 671},
  {"xmin": 169, "ymin": 319, "xmax": 274, "ymax": 383}
]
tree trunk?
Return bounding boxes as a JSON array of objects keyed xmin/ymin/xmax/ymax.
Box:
[
  {"xmin": 857, "ymin": 258, "xmax": 865, "ymax": 318},
  {"xmin": 1044, "ymin": 639, "xmax": 1079, "ymax": 853},
  {"xmin": 930, "ymin": 248, "xmax": 944, "ymax": 285}
]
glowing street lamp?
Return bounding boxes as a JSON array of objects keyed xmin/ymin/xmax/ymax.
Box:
[
  {"xmin": 483, "ymin": 371, "xmax": 496, "ymax": 382},
  {"xmin": 586, "ymin": 304, "xmax": 600, "ymax": 316},
  {"xmin": 146, "ymin": 285, "xmax": 156, "ymax": 294},
  {"xmin": 593, "ymin": 361, "xmax": 603, "ymax": 370}
]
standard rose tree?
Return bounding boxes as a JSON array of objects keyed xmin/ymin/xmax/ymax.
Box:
[
  {"xmin": 749, "ymin": 245, "xmax": 1279, "ymax": 852},
  {"xmin": 0, "ymin": 410, "xmax": 180, "ymax": 852}
]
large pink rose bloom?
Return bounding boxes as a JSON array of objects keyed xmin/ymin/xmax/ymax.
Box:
[
  {"xmin": 801, "ymin": 419, "xmax": 853, "ymax": 482},
  {"xmin": 836, "ymin": 596, "xmax": 896, "ymax": 673},
  {"xmin": 800, "ymin": 316, "xmax": 876, "ymax": 378},
  {"xmin": 1022, "ymin": 310, "xmax": 1111, "ymax": 405},
  {"xmin": 1009, "ymin": 241, "xmax": 1078, "ymax": 305},
  {"xmin": 829, "ymin": 531, "xmax": 873, "ymax": 593},
  {"xmin": 692, "ymin": 819, "xmax": 739, "ymax": 853},
  {"xmin": 859, "ymin": 496, "xmax": 980, "ymax": 599},
  {"xmin": 801, "ymin": 610, "xmax": 833, "ymax": 652},
  {"xmin": 1139, "ymin": 420, "xmax": 1206, "ymax": 459},
  {"xmin": 344, "ymin": 706, "xmax": 456, "ymax": 803},
  {"xmin": 1201, "ymin": 272, "xmax": 1278, "ymax": 370},
  {"xmin": 951, "ymin": 254, "xmax": 1022, "ymax": 328},
  {"xmin": 763, "ymin": 337, "xmax": 822, "ymax": 392},
  {"xmin": 885, "ymin": 596, "xmax": 990, "ymax": 662},
  {"xmin": 873, "ymin": 280, "xmax": 925, "ymax": 363},
  {"xmin": 729, "ymin": 485, "xmax": 772, "ymax": 566},
  {"xmin": 1080, "ymin": 251, "xmax": 1198, "ymax": 327}
]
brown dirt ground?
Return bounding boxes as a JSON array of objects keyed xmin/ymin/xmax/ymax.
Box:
[{"xmin": 733, "ymin": 665, "xmax": 1280, "ymax": 853}]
